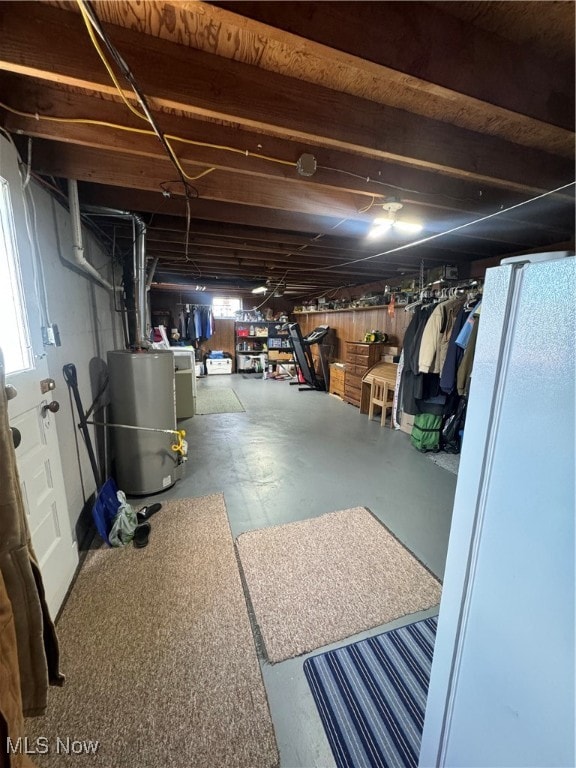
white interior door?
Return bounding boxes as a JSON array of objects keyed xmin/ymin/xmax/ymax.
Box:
[{"xmin": 1, "ymin": 135, "xmax": 78, "ymax": 618}]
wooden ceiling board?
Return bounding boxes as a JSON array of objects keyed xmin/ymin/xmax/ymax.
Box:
[
  {"xmin": 45, "ymin": 0, "xmax": 574, "ymax": 151},
  {"xmin": 2, "ymin": 1, "xmax": 572, "ymax": 297},
  {"xmin": 431, "ymin": 1, "xmax": 575, "ymax": 63},
  {"xmin": 3, "ymin": 2, "xmax": 572, "ymax": 197}
]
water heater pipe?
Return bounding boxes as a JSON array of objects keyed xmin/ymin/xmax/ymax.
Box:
[
  {"xmin": 67, "ymin": 179, "xmax": 120, "ymax": 292},
  {"xmin": 133, "ymin": 217, "xmax": 147, "ymax": 346}
]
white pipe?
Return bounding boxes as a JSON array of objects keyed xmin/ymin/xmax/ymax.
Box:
[{"xmin": 67, "ymin": 179, "xmax": 121, "ymax": 292}]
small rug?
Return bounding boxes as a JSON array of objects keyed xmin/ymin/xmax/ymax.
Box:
[
  {"xmin": 427, "ymin": 451, "xmax": 460, "ymax": 474},
  {"xmin": 235, "ymin": 508, "xmax": 441, "ymax": 663},
  {"xmin": 195, "ymin": 387, "xmax": 245, "ymax": 414},
  {"xmin": 25, "ymin": 495, "xmax": 278, "ymax": 767},
  {"xmin": 304, "ymin": 616, "xmax": 437, "ymax": 768}
]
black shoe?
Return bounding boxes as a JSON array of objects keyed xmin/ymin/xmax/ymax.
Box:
[
  {"xmin": 133, "ymin": 522, "xmax": 151, "ymax": 548},
  {"xmin": 136, "ymin": 503, "xmax": 162, "ymax": 523}
]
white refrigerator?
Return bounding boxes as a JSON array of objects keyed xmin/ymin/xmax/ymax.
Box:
[{"xmin": 420, "ymin": 252, "xmax": 575, "ymax": 767}]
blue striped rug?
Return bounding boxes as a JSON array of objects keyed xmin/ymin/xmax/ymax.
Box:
[{"xmin": 304, "ymin": 616, "xmax": 437, "ymax": 768}]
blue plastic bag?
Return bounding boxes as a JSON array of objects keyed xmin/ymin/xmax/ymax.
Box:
[{"xmin": 92, "ymin": 478, "xmax": 120, "ymax": 545}]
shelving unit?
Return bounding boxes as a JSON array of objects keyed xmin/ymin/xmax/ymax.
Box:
[
  {"xmin": 293, "ymin": 304, "xmax": 396, "ymax": 314},
  {"xmin": 234, "ymin": 321, "xmax": 292, "ymax": 373}
]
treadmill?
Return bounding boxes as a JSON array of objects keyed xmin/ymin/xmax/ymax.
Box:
[{"xmin": 286, "ymin": 323, "xmax": 333, "ymax": 391}]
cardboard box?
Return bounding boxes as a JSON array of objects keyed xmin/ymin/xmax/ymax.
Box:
[
  {"xmin": 399, "ymin": 411, "xmax": 414, "ymax": 435},
  {"xmin": 268, "ymin": 350, "xmax": 293, "ymax": 362}
]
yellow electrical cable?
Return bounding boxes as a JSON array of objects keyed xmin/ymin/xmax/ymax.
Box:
[
  {"xmin": 0, "ymin": 100, "xmax": 297, "ymax": 176},
  {"xmin": 76, "ymin": 0, "xmax": 148, "ymax": 123},
  {"xmin": 0, "ymin": 100, "xmax": 153, "ymax": 134},
  {"xmin": 77, "ymin": 0, "xmax": 286, "ymax": 181},
  {"xmin": 163, "ymin": 136, "xmax": 216, "ymax": 182},
  {"xmin": 167, "ymin": 134, "xmax": 296, "ymax": 167},
  {"xmin": 0, "ymin": 100, "xmax": 216, "ymax": 183}
]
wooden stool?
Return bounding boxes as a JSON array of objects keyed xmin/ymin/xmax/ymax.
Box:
[{"xmin": 368, "ymin": 377, "xmax": 395, "ymax": 427}]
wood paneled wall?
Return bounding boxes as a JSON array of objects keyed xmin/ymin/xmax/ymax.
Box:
[
  {"xmin": 296, "ymin": 306, "xmax": 411, "ymax": 362},
  {"xmin": 201, "ymin": 318, "xmax": 236, "ymax": 363}
]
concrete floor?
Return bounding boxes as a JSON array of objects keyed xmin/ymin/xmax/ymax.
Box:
[{"xmin": 151, "ymin": 373, "xmax": 457, "ymax": 768}]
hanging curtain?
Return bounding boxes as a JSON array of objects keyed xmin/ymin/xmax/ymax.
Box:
[{"xmin": 0, "ymin": 349, "xmax": 64, "ymax": 724}]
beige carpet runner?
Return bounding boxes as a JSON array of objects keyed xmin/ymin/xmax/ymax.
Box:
[
  {"xmin": 26, "ymin": 495, "xmax": 278, "ymax": 767},
  {"xmin": 195, "ymin": 387, "xmax": 244, "ymax": 414},
  {"xmin": 236, "ymin": 507, "xmax": 442, "ymax": 663}
]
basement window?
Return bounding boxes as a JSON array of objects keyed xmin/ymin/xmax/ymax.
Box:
[
  {"xmin": 0, "ymin": 178, "xmax": 33, "ymax": 374},
  {"xmin": 212, "ymin": 296, "xmax": 242, "ymax": 319}
]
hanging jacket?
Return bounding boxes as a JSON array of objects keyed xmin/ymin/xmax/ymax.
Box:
[
  {"xmin": 440, "ymin": 304, "xmax": 471, "ymax": 393},
  {"xmin": 418, "ymin": 297, "xmax": 466, "ymax": 375},
  {"xmin": 401, "ymin": 303, "xmax": 436, "ymax": 415},
  {"xmin": 0, "ymin": 352, "xmax": 64, "ymax": 718},
  {"xmin": 457, "ymin": 315, "xmax": 480, "ymax": 396}
]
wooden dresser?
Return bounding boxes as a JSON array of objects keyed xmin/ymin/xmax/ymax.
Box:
[
  {"xmin": 328, "ymin": 363, "xmax": 346, "ymax": 398},
  {"xmin": 344, "ymin": 342, "xmax": 384, "ymax": 407}
]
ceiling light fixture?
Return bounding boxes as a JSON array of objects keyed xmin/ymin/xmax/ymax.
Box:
[
  {"xmin": 367, "ymin": 198, "xmax": 423, "ymax": 240},
  {"xmin": 251, "ymin": 285, "xmax": 268, "ymax": 294}
]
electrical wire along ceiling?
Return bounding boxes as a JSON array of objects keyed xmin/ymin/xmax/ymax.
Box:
[{"xmin": 0, "ymin": 0, "xmax": 573, "ymax": 297}]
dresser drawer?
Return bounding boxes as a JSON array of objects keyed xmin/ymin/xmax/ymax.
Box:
[
  {"xmin": 329, "ymin": 365, "xmax": 346, "ymax": 397},
  {"xmin": 346, "ymin": 351, "xmax": 370, "ymax": 366},
  {"xmin": 346, "ymin": 362, "xmax": 370, "ymax": 377},
  {"xmin": 345, "ymin": 342, "xmax": 383, "ymax": 364},
  {"xmin": 344, "ymin": 373, "xmax": 363, "ymax": 406}
]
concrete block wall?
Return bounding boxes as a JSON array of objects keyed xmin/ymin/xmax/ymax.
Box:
[{"xmin": 29, "ymin": 182, "xmax": 124, "ymax": 547}]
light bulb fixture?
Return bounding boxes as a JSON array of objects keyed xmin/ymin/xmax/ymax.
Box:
[
  {"xmin": 251, "ymin": 285, "xmax": 268, "ymax": 294},
  {"xmin": 393, "ymin": 220, "xmax": 423, "ymax": 234},
  {"xmin": 367, "ymin": 197, "xmax": 422, "ymax": 240}
]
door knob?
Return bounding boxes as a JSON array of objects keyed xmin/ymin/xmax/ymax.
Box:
[
  {"xmin": 10, "ymin": 427, "xmax": 21, "ymax": 449},
  {"xmin": 5, "ymin": 385, "xmax": 17, "ymax": 401},
  {"xmin": 41, "ymin": 400, "xmax": 60, "ymax": 417}
]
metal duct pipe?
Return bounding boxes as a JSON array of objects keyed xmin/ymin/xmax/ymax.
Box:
[
  {"xmin": 67, "ymin": 180, "xmax": 120, "ymax": 292},
  {"xmin": 145, "ymin": 256, "xmax": 159, "ymax": 291},
  {"xmin": 80, "ymin": 205, "xmax": 134, "ymax": 217},
  {"xmin": 133, "ymin": 217, "xmax": 147, "ymax": 347}
]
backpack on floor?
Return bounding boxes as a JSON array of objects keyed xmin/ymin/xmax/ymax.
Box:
[{"xmin": 411, "ymin": 413, "xmax": 442, "ymax": 452}]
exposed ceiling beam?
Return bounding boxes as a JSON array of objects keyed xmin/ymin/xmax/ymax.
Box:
[
  {"xmin": 27, "ymin": 138, "xmax": 368, "ymax": 219},
  {"xmin": 46, "ymin": 0, "xmax": 575, "ymax": 150},
  {"xmin": 5, "ymin": 75, "xmax": 560, "ymax": 219},
  {"xmin": 1, "ymin": 2, "xmax": 572, "ymax": 197},
  {"xmin": 201, "ymin": 1, "xmax": 575, "ymax": 133},
  {"xmin": 77, "ymin": 183, "xmax": 375, "ymax": 237}
]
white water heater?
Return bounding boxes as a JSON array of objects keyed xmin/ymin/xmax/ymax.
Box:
[{"xmin": 107, "ymin": 350, "xmax": 177, "ymax": 495}]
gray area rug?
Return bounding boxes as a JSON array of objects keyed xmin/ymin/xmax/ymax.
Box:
[
  {"xmin": 427, "ymin": 451, "xmax": 460, "ymax": 474},
  {"xmin": 26, "ymin": 495, "xmax": 278, "ymax": 767},
  {"xmin": 195, "ymin": 387, "xmax": 245, "ymax": 414},
  {"xmin": 236, "ymin": 507, "xmax": 442, "ymax": 663}
]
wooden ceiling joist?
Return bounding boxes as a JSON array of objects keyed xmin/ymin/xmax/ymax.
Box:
[
  {"xmin": 1, "ymin": 3, "xmax": 572, "ymax": 196},
  {"xmin": 2, "ymin": 1, "xmax": 572, "ymax": 296}
]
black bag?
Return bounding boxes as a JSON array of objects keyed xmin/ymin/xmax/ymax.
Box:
[
  {"xmin": 441, "ymin": 396, "xmax": 467, "ymax": 454},
  {"xmin": 411, "ymin": 413, "xmax": 442, "ymax": 452}
]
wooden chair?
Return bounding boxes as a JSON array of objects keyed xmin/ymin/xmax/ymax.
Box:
[{"xmin": 368, "ymin": 376, "xmax": 395, "ymax": 427}]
